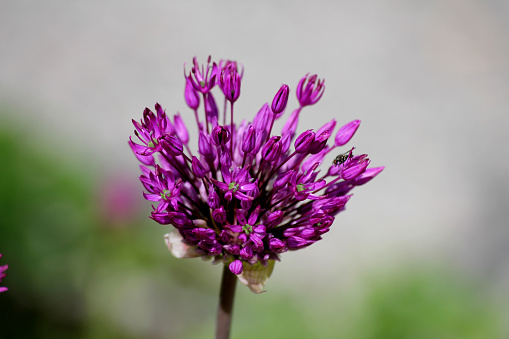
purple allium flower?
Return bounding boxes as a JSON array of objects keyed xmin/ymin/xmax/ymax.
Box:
[
  {"xmin": 0, "ymin": 254, "xmax": 7, "ymax": 293},
  {"xmin": 129, "ymin": 56, "xmax": 383, "ymax": 293}
]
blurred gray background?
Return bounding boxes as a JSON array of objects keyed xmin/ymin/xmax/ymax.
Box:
[{"xmin": 1, "ymin": 1, "xmax": 508, "ymax": 338}]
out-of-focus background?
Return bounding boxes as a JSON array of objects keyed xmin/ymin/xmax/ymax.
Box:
[{"xmin": 1, "ymin": 1, "xmax": 508, "ymax": 338}]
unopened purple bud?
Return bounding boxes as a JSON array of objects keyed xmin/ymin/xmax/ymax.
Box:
[
  {"xmin": 298, "ymin": 228, "xmax": 315, "ymax": 238},
  {"xmin": 287, "ymin": 236, "xmax": 309, "ymax": 249},
  {"xmin": 160, "ymin": 135, "xmax": 183, "ymax": 156},
  {"xmin": 204, "ymin": 92, "xmax": 218, "ymax": 123},
  {"xmin": 191, "ymin": 156, "xmax": 207, "ymax": 178},
  {"xmin": 229, "ymin": 260, "xmax": 243, "ymax": 275},
  {"xmin": 266, "ymin": 210, "xmax": 284, "ymax": 228},
  {"xmin": 242, "ymin": 126, "xmax": 256, "ymax": 154},
  {"xmin": 240, "ymin": 246, "xmax": 253, "ymax": 260},
  {"xmin": 253, "ymin": 103, "xmax": 271, "ymax": 132},
  {"xmin": 325, "ymin": 181, "xmax": 353, "ymax": 197},
  {"xmin": 220, "ymin": 67, "xmax": 241, "ymax": 103},
  {"xmin": 212, "ymin": 206, "xmax": 226, "ymax": 224},
  {"xmin": 273, "ymin": 170, "xmax": 294, "ymax": 191},
  {"xmin": 198, "ymin": 132, "xmax": 214, "ymax": 158},
  {"xmin": 261, "ymin": 136, "xmax": 282, "ymax": 162},
  {"xmin": 184, "ymin": 76, "xmax": 200, "ymax": 110},
  {"xmin": 248, "ymin": 205, "xmax": 261, "ymax": 225},
  {"xmin": 309, "ymin": 131, "xmax": 330, "ymax": 154},
  {"xmin": 220, "ymin": 147, "xmax": 232, "ymax": 167},
  {"xmin": 281, "ymin": 132, "xmax": 291, "ymax": 154},
  {"xmin": 296, "ymin": 74, "xmax": 325, "ymax": 107},
  {"xmin": 193, "ymin": 228, "xmax": 216, "ymax": 241},
  {"xmin": 294, "ymin": 130, "xmax": 315, "ymax": 153},
  {"xmin": 342, "ymin": 156, "xmax": 370, "ymax": 180},
  {"xmin": 335, "ymin": 120, "xmax": 361, "ymax": 147},
  {"xmin": 271, "ymin": 84, "xmax": 290, "ymax": 114},
  {"xmin": 173, "ymin": 114, "xmax": 189, "ymax": 144},
  {"xmin": 269, "ymin": 238, "xmax": 286, "ymax": 252},
  {"xmin": 208, "ymin": 186, "xmax": 220, "ymax": 209},
  {"xmin": 212, "ymin": 126, "xmax": 230, "ymax": 146}
]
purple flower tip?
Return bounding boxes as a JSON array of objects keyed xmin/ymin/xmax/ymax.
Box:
[
  {"xmin": 229, "ymin": 260, "xmax": 243, "ymax": 275},
  {"xmin": 212, "ymin": 126, "xmax": 230, "ymax": 146},
  {"xmin": 184, "ymin": 76, "xmax": 200, "ymax": 110},
  {"xmin": 335, "ymin": 120, "xmax": 361, "ymax": 147},
  {"xmin": 271, "ymin": 84, "xmax": 290, "ymax": 114},
  {"xmin": 220, "ymin": 64, "xmax": 241, "ymax": 103},
  {"xmin": 296, "ymin": 74, "xmax": 325, "ymax": 107},
  {"xmin": 294, "ymin": 130, "xmax": 315, "ymax": 154}
]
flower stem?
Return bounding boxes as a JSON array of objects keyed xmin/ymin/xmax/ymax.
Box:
[{"xmin": 216, "ymin": 265, "xmax": 238, "ymax": 339}]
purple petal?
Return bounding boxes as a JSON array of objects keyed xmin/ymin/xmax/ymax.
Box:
[
  {"xmin": 229, "ymin": 260, "xmax": 244, "ymax": 275},
  {"xmin": 352, "ymin": 166, "xmax": 385, "ymax": 186},
  {"xmin": 225, "ymin": 224, "xmax": 243, "ymax": 233},
  {"xmin": 342, "ymin": 158, "xmax": 370, "ymax": 180},
  {"xmin": 174, "ymin": 114, "xmax": 189, "ymax": 144},
  {"xmin": 129, "ymin": 138, "xmax": 155, "ymax": 156},
  {"xmin": 335, "ymin": 120, "xmax": 360, "ymax": 147},
  {"xmin": 271, "ymin": 84, "xmax": 290, "ymax": 114},
  {"xmin": 240, "ymin": 246, "xmax": 254, "ymax": 260},
  {"xmin": 143, "ymin": 193, "xmax": 162, "ymax": 202},
  {"xmin": 269, "ymin": 238, "xmax": 286, "ymax": 252},
  {"xmin": 287, "ymin": 236, "xmax": 310, "ymax": 249}
]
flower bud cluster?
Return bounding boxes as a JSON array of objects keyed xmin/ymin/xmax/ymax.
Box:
[{"xmin": 129, "ymin": 56, "xmax": 383, "ymax": 292}]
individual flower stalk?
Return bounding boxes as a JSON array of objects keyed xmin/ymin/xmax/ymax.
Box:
[
  {"xmin": 129, "ymin": 56, "xmax": 383, "ymax": 339},
  {"xmin": 0, "ymin": 254, "xmax": 8, "ymax": 293}
]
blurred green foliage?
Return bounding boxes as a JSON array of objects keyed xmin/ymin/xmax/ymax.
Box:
[
  {"xmin": 0, "ymin": 113, "xmax": 507, "ymax": 338},
  {"xmin": 0, "ymin": 114, "xmax": 218, "ymax": 338}
]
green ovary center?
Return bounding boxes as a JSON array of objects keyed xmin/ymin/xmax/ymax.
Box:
[
  {"xmin": 160, "ymin": 189, "xmax": 172, "ymax": 200},
  {"xmin": 229, "ymin": 182, "xmax": 239, "ymax": 192},
  {"xmin": 242, "ymin": 224, "xmax": 253, "ymax": 235}
]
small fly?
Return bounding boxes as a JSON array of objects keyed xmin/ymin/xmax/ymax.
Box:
[{"xmin": 332, "ymin": 150, "xmax": 353, "ymax": 166}]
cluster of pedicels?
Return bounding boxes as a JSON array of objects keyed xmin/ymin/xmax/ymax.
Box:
[
  {"xmin": 129, "ymin": 56, "xmax": 383, "ymax": 292},
  {"xmin": 0, "ymin": 254, "xmax": 7, "ymax": 293}
]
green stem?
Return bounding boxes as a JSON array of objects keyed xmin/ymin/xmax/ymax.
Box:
[{"xmin": 216, "ymin": 265, "xmax": 238, "ymax": 339}]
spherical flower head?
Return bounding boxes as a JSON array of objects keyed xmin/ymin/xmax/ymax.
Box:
[
  {"xmin": 296, "ymin": 73, "xmax": 325, "ymax": 107},
  {"xmin": 128, "ymin": 55, "xmax": 383, "ymax": 293}
]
